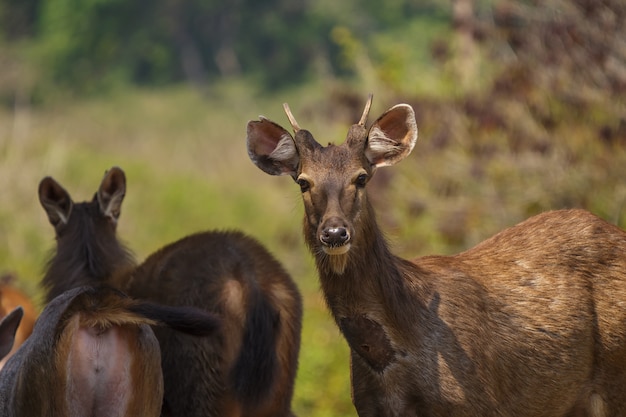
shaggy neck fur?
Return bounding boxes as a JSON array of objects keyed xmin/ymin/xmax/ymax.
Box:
[
  {"xmin": 42, "ymin": 205, "xmax": 135, "ymax": 303},
  {"xmin": 305, "ymin": 199, "xmax": 420, "ymax": 332}
]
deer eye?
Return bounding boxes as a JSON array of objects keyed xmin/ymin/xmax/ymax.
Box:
[
  {"xmin": 296, "ymin": 177, "xmax": 311, "ymax": 193},
  {"xmin": 355, "ymin": 173, "xmax": 368, "ymax": 188}
]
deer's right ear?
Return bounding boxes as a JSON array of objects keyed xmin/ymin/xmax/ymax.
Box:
[
  {"xmin": 97, "ymin": 167, "xmax": 126, "ymax": 223},
  {"xmin": 0, "ymin": 306, "xmax": 23, "ymax": 360},
  {"xmin": 38, "ymin": 177, "xmax": 73, "ymax": 227},
  {"xmin": 246, "ymin": 118, "xmax": 299, "ymax": 177}
]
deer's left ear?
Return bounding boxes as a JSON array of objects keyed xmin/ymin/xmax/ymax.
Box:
[
  {"xmin": 97, "ymin": 167, "xmax": 126, "ymax": 222},
  {"xmin": 365, "ymin": 104, "xmax": 418, "ymax": 167}
]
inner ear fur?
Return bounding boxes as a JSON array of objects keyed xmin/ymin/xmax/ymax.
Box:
[
  {"xmin": 38, "ymin": 177, "xmax": 73, "ymax": 227},
  {"xmin": 247, "ymin": 118, "xmax": 299, "ymax": 176},
  {"xmin": 97, "ymin": 167, "xmax": 126, "ymax": 221},
  {"xmin": 365, "ymin": 104, "xmax": 418, "ymax": 167}
]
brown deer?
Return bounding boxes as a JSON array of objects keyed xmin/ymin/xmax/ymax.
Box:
[
  {"xmin": 0, "ymin": 285, "xmax": 220, "ymax": 417},
  {"xmin": 0, "ymin": 274, "xmax": 38, "ymax": 370},
  {"xmin": 246, "ymin": 95, "xmax": 626, "ymax": 417},
  {"xmin": 39, "ymin": 167, "xmax": 302, "ymax": 417}
]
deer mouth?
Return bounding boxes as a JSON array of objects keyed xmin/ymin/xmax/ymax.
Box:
[
  {"xmin": 322, "ymin": 243, "xmax": 351, "ymax": 256},
  {"xmin": 319, "ymin": 225, "xmax": 351, "ymax": 255}
]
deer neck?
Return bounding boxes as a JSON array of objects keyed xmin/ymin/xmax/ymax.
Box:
[
  {"xmin": 43, "ymin": 231, "xmax": 135, "ymax": 303},
  {"xmin": 306, "ymin": 201, "xmax": 411, "ymax": 324}
]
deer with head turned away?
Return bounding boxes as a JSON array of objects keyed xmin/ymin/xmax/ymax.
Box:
[
  {"xmin": 246, "ymin": 94, "xmax": 626, "ymax": 417},
  {"xmin": 38, "ymin": 167, "xmax": 302, "ymax": 417},
  {"xmin": 0, "ymin": 285, "xmax": 220, "ymax": 417}
]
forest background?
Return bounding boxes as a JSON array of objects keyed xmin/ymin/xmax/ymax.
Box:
[{"xmin": 1, "ymin": 0, "xmax": 625, "ymax": 416}]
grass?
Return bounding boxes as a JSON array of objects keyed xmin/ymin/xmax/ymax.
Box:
[{"xmin": 1, "ymin": 78, "xmax": 625, "ymax": 416}]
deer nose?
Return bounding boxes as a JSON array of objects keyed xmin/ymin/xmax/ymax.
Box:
[{"xmin": 321, "ymin": 227, "xmax": 350, "ymax": 247}]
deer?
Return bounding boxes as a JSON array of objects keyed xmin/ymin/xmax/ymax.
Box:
[
  {"xmin": 0, "ymin": 284, "xmax": 220, "ymax": 417},
  {"xmin": 246, "ymin": 94, "xmax": 626, "ymax": 417},
  {"xmin": 38, "ymin": 167, "xmax": 302, "ymax": 417},
  {"xmin": 0, "ymin": 274, "xmax": 38, "ymax": 370}
]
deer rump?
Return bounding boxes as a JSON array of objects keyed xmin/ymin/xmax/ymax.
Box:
[
  {"xmin": 127, "ymin": 230, "xmax": 302, "ymax": 417},
  {"xmin": 0, "ymin": 286, "xmax": 167, "ymax": 417}
]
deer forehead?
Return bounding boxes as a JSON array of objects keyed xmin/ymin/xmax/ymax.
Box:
[{"xmin": 298, "ymin": 142, "xmax": 370, "ymax": 182}]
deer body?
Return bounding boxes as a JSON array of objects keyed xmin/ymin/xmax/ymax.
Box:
[
  {"xmin": 124, "ymin": 230, "xmax": 302, "ymax": 417},
  {"xmin": 38, "ymin": 167, "xmax": 302, "ymax": 417},
  {"xmin": 246, "ymin": 96, "xmax": 626, "ymax": 417}
]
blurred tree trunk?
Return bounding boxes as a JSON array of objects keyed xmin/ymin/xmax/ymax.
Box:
[
  {"xmin": 177, "ymin": 30, "xmax": 208, "ymax": 87},
  {"xmin": 452, "ymin": 0, "xmax": 478, "ymax": 90},
  {"xmin": 214, "ymin": 3, "xmax": 241, "ymax": 77},
  {"xmin": 163, "ymin": 0, "xmax": 208, "ymax": 88}
]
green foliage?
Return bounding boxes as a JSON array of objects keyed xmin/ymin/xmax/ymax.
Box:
[
  {"xmin": 0, "ymin": 0, "xmax": 450, "ymax": 95},
  {"xmin": 369, "ymin": 15, "xmax": 451, "ymax": 96},
  {"xmin": 36, "ymin": 0, "xmax": 177, "ymax": 92}
]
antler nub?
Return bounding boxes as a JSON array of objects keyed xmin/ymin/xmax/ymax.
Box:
[
  {"xmin": 283, "ymin": 103, "xmax": 301, "ymax": 133},
  {"xmin": 358, "ymin": 94, "xmax": 373, "ymax": 126}
]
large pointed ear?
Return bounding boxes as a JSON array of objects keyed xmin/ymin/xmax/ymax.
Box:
[
  {"xmin": 0, "ymin": 306, "xmax": 23, "ymax": 360},
  {"xmin": 38, "ymin": 176, "xmax": 73, "ymax": 227},
  {"xmin": 97, "ymin": 167, "xmax": 126, "ymax": 223},
  {"xmin": 365, "ymin": 104, "xmax": 418, "ymax": 167},
  {"xmin": 246, "ymin": 117, "xmax": 299, "ymax": 177}
]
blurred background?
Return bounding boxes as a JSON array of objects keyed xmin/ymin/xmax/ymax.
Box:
[{"xmin": 0, "ymin": 0, "xmax": 625, "ymax": 415}]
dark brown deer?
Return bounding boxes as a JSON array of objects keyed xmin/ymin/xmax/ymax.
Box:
[
  {"xmin": 0, "ymin": 274, "xmax": 38, "ymax": 370},
  {"xmin": 246, "ymin": 95, "xmax": 626, "ymax": 417},
  {"xmin": 38, "ymin": 167, "xmax": 302, "ymax": 417},
  {"xmin": 0, "ymin": 285, "xmax": 220, "ymax": 417}
]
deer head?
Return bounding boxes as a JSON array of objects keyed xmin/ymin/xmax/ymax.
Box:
[
  {"xmin": 247, "ymin": 95, "xmax": 418, "ymax": 273},
  {"xmin": 38, "ymin": 167, "xmax": 133, "ymax": 303}
]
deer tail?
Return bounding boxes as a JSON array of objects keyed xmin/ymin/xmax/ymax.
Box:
[
  {"xmin": 128, "ymin": 301, "xmax": 221, "ymax": 336},
  {"xmin": 230, "ymin": 285, "xmax": 280, "ymax": 408}
]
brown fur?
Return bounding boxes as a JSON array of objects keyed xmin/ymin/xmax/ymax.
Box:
[
  {"xmin": 124, "ymin": 230, "xmax": 302, "ymax": 417},
  {"xmin": 39, "ymin": 168, "xmax": 302, "ymax": 417},
  {"xmin": 247, "ymin": 96, "xmax": 626, "ymax": 417}
]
